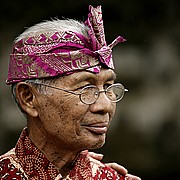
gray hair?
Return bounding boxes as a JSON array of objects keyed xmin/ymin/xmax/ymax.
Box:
[
  {"xmin": 15, "ymin": 18, "xmax": 89, "ymax": 42},
  {"xmin": 12, "ymin": 18, "xmax": 90, "ymax": 115}
]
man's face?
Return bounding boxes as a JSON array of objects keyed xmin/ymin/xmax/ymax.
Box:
[{"xmin": 34, "ymin": 68, "xmax": 116, "ymax": 151}]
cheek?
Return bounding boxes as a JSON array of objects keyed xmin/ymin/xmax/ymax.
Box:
[
  {"xmin": 39, "ymin": 94, "xmax": 86, "ymax": 134},
  {"xmin": 57, "ymin": 97, "xmax": 85, "ymax": 122}
]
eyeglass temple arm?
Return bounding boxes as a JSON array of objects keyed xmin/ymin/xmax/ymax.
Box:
[{"xmin": 31, "ymin": 82, "xmax": 81, "ymax": 95}]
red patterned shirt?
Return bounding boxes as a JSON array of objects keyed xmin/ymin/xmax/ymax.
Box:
[{"xmin": 0, "ymin": 128, "xmax": 126, "ymax": 179}]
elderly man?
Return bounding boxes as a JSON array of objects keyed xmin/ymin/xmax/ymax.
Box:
[{"xmin": 0, "ymin": 5, "xmax": 140, "ymax": 180}]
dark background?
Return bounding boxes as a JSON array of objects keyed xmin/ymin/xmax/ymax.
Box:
[{"xmin": 1, "ymin": 1, "xmax": 180, "ymax": 179}]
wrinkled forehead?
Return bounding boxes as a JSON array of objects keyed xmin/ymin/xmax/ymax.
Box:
[{"xmin": 56, "ymin": 68, "xmax": 116, "ymax": 87}]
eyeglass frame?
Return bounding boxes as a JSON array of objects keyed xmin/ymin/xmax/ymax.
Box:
[{"xmin": 31, "ymin": 82, "xmax": 128, "ymax": 105}]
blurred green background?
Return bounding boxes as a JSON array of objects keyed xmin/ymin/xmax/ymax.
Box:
[{"xmin": 0, "ymin": 0, "xmax": 180, "ymax": 179}]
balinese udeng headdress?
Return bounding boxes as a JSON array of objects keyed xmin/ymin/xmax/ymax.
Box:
[{"xmin": 6, "ymin": 5, "xmax": 125, "ymax": 85}]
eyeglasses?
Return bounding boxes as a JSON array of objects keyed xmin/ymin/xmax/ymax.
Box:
[{"xmin": 32, "ymin": 82, "xmax": 128, "ymax": 105}]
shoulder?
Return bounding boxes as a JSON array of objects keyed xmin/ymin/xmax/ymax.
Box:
[
  {"xmin": 72, "ymin": 151, "xmax": 125, "ymax": 179},
  {"xmin": 0, "ymin": 148, "xmax": 15, "ymax": 158},
  {"xmin": 89, "ymin": 156, "xmax": 118, "ymax": 179},
  {"xmin": 0, "ymin": 148, "xmax": 16, "ymax": 165},
  {"xmin": 0, "ymin": 148, "xmax": 27, "ymax": 179},
  {"xmin": 0, "ymin": 149, "xmax": 16, "ymax": 177},
  {"xmin": 88, "ymin": 152, "xmax": 125, "ymax": 180}
]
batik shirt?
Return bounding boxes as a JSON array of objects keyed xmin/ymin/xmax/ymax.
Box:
[{"xmin": 0, "ymin": 128, "xmax": 126, "ymax": 179}]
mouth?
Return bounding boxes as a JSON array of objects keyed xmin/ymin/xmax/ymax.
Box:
[{"xmin": 81, "ymin": 122, "xmax": 109, "ymax": 134}]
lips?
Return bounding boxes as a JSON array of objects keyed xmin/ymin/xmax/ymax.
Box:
[{"xmin": 81, "ymin": 122, "xmax": 109, "ymax": 134}]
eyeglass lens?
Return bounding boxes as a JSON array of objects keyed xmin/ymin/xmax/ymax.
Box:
[
  {"xmin": 80, "ymin": 86, "xmax": 99, "ymax": 105},
  {"xmin": 107, "ymin": 85, "xmax": 124, "ymax": 102},
  {"xmin": 80, "ymin": 84, "xmax": 125, "ymax": 105}
]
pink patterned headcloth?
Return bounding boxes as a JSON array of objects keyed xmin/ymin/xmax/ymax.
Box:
[{"xmin": 6, "ymin": 5, "xmax": 125, "ymax": 85}]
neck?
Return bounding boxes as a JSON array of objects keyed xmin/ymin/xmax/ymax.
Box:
[
  {"xmin": 27, "ymin": 118, "xmax": 80, "ymax": 177},
  {"xmin": 42, "ymin": 146, "xmax": 80, "ymax": 177}
]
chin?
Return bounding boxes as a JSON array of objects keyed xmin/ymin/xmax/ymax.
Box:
[{"xmin": 87, "ymin": 136, "xmax": 106, "ymax": 150}]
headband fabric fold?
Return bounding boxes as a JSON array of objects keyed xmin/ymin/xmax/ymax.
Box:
[{"xmin": 6, "ymin": 5, "xmax": 125, "ymax": 85}]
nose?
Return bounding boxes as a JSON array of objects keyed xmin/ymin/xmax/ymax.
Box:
[{"xmin": 90, "ymin": 90, "xmax": 115, "ymax": 114}]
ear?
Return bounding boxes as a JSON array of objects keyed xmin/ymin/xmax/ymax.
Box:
[{"xmin": 15, "ymin": 82, "xmax": 38, "ymax": 117}]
